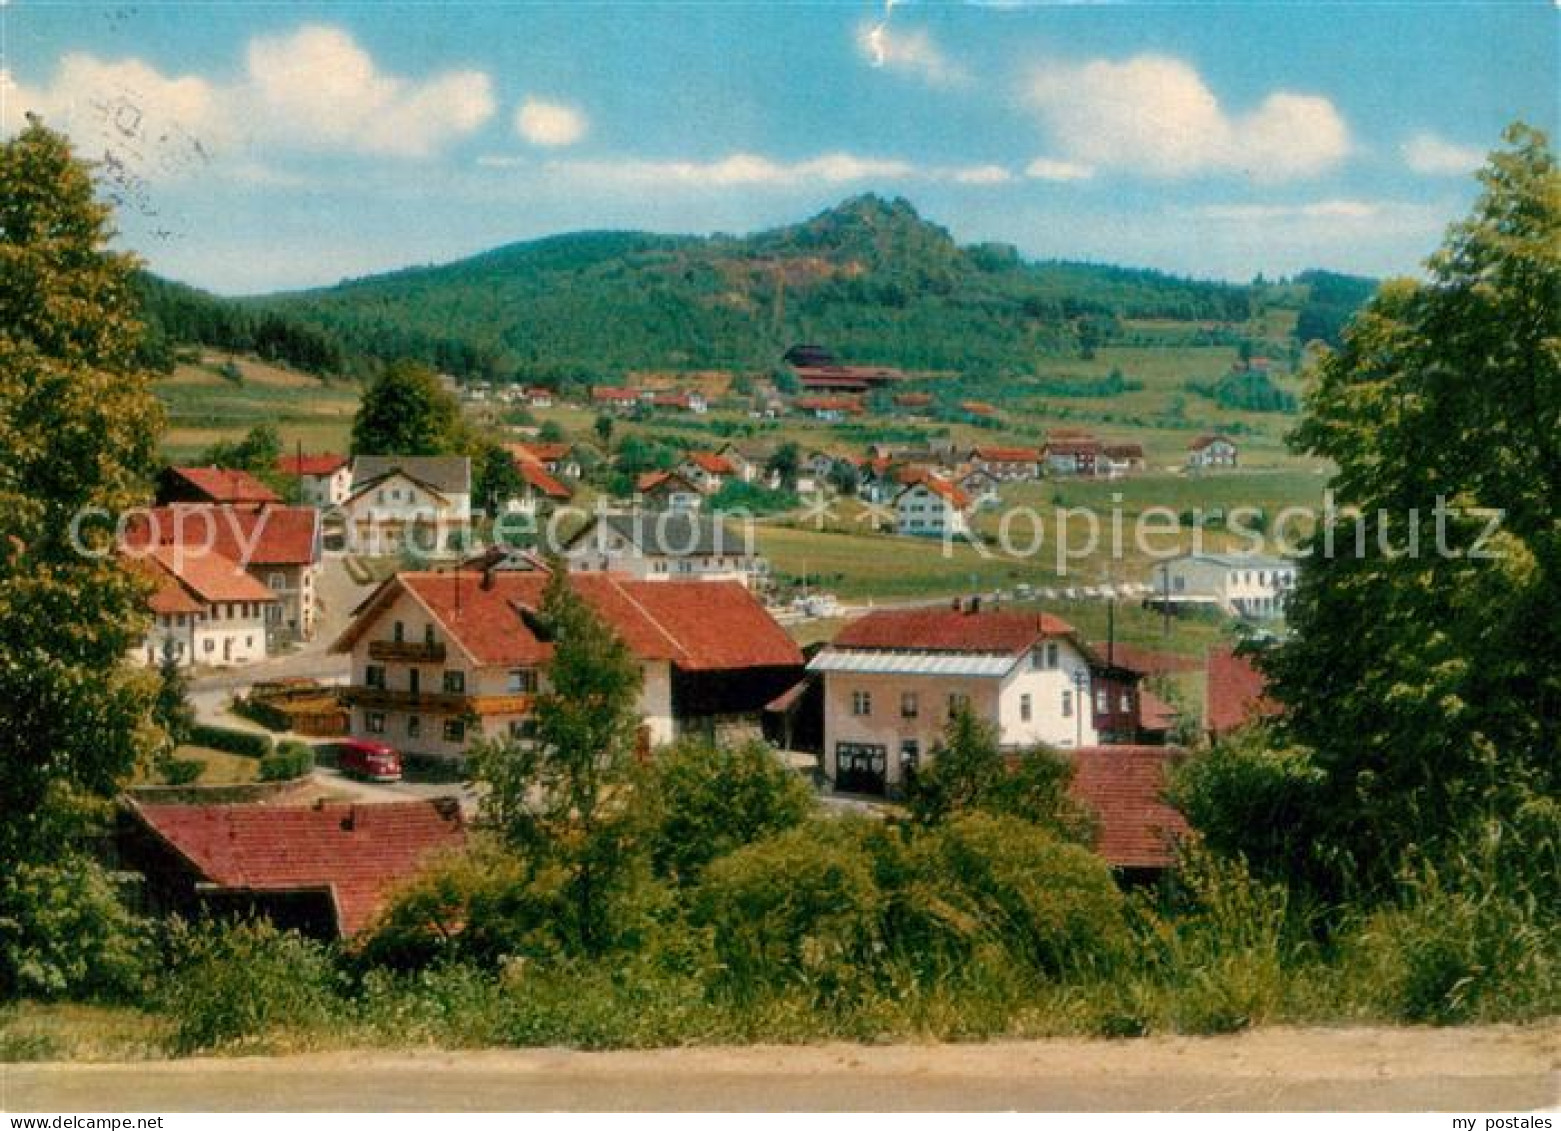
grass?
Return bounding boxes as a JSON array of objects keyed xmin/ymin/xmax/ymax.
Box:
[
  {"xmin": 130, "ymin": 746, "xmax": 260, "ymax": 787},
  {"xmin": 155, "ymin": 352, "xmax": 360, "ymax": 459},
  {"xmin": 0, "ymin": 1004, "xmax": 173, "ymax": 1063}
]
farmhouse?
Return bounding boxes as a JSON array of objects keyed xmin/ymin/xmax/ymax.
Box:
[
  {"xmin": 156, "ymin": 465, "xmax": 280, "ymax": 507},
  {"xmin": 807, "ymin": 605, "xmax": 1140, "ymax": 794},
  {"xmin": 277, "ymin": 452, "xmax": 351, "ymax": 506},
  {"xmin": 344, "ymin": 456, "xmax": 472, "ymax": 554},
  {"xmin": 677, "ymin": 451, "xmax": 736, "ymax": 494},
  {"xmin": 591, "ymin": 386, "xmax": 641, "ymax": 413},
  {"xmin": 500, "ymin": 454, "xmax": 572, "ymax": 516},
  {"xmin": 636, "ymin": 469, "xmax": 705, "ymax": 512},
  {"xmin": 1101, "ymin": 442, "xmax": 1147, "ymax": 477},
  {"xmin": 894, "ymin": 475, "xmax": 973, "ymax": 539},
  {"xmin": 118, "ymin": 799, "xmax": 466, "ymax": 939},
  {"xmin": 564, "ymin": 512, "xmax": 765, "ymax": 587},
  {"xmin": 333, "ymin": 571, "xmax": 804, "ymax": 760},
  {"xmin": 1148, "ymin": 553, "xmax": 1296, "ymax": 619},
  {"xmin": 1043, "ymin": 435, "xmax": 1103, "ymax": 476},
  {"xmin": 967, "ymin": 446, "xmax": 1042, "ymax": 482},
  {"xmin": 121, "ymin": 504, "xmax": 323, "ymax": 642},
  {"xmin": 128, "ymin": 545, "xmax": 277, "ymax": 668},
  {"xmin": 1187, "ymin": 434, "xmax": 1239, "ymax": 469},
  {"xmin": 793, "ymin": 395, "xmax": 863, "ymax": 421}
]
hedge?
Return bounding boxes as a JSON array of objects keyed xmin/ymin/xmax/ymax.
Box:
[
  {"xmin": 162, "ymin": 758, "xmax": 205, "ymax": 786},
  {"xmin": 189, "ymin": 724, "xmax": 274, "ymax": 760},
  {"xmin": 259, "ymin": 741, "xmax": 315, "ymax": 782}
]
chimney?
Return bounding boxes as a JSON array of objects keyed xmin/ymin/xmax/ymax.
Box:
[
  {"xmin": 951, "ymin": 596, "xmax": 962, "ymax": 612},
  {"xmin": 480, "ymin": 563, "xmax": 495, "ymax": 591},
  {"xmin": 969, "ymin": 595, "xmax": 981, "ymax": 614}
]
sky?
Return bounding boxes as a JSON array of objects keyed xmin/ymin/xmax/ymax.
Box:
[{"xmin": 2, "ymin": 1, "xmax": 1556, "ymax": 294}]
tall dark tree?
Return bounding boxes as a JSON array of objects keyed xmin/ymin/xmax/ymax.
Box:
[
  {"xmin": 467, "ymin": 570, "xmax": 644, "ymax": 954},
  {"xmin": 0, "ymin": 119, "xmax": 165, "ymax": 867},
  {"xmin": 1263, "ymin": 124, "xmax": 1561, "ymax": 895},
  {"xmin": 350, "ymin": 360, "xmax": 464, "ymax": 456}
]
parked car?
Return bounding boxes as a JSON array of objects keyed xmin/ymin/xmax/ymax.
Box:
[{"xmin": 337, "ymin": 739, "xmax": 403, "ymax": 783}]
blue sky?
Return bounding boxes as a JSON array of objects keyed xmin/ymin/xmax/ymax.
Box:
[{"xmin": 3, "ymin": 1, "xmax": 1555, "ymax": 293}]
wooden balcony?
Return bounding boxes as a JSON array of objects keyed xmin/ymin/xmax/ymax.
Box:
[
  {"xmin": 368, "ymin": 639, "xmax": 447, "ymax": 663},
  {"xmin": 343, "ymin": 687, "xmax": 533, "ymax": 717}
]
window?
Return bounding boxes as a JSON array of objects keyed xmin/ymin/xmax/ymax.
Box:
[
  {"xmin": 1095, "ymin": 688, "xmax": 1109, "ymax": 714},
  {"xmin": 1120, "ymin": 691, "xmax": 1133, "ymax": 713},
  {"xmin": 365, "ymin": 665, "xmax": 386, "ymax": 689},
  {"xmin": 947, "ymin": 692, "xmax": 970, "ymax": 718},
  {"xmin": 507, "ymin": 668, "xmax": 538, "ymax": 694},
  {"xmin": 424, "ymin": 623, "xmax": 436, "ymax": 645},
  {"xmin": 899, "ymin": 739, "xmax": 920, "ymax": 769},
  {"xmin": 851, "ymin": 690, "xmax": 873, "ymax": 717},
  {"xmin": 1020, "ymin": 693, "xmax": 1032, "ymax": 722},
  {"xmin": 408, "ymin": 669, "xmax": 420, "ymax": 695},
  {"xmin": 268, "ymin": 572, "xmax": 286, "ymax": 590},
  {"xmin": 366, "ymin": 711, "xmax": 385, "ymax": 734},
  {"xmin": 900, "ymin": 691, "xmax": 919, "ymax": 719},
  {"xmin": 509, "ymin": 718, "xmax": 539, "ymax": 741},
  {"xmin": 1061, "ymin": 690, "xmax": 1073, "ymax": 718},
  {"xmin": 204, "ymin": 638, "xmax": 214, "ymax": 653},
  {"xmin": 443, "ymin": 670, "xmax": 466, "ymax": 694},
  {"xmin": 1045, "ymin": 642, "xmax": 1060, "ymax": 668},
  {"xmin": 393, "ymin": 621, "xmax": 405, "ymax": 643},
  {"xmin": 442, "ymin": 719, "xmax": 466, "ymax": 742},
  {"xmin": 407, "ymin": 715, "xmax": 421, "ymax": 738}
]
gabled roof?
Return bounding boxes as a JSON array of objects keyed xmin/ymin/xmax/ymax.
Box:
[
  {"xmin": 512, "ymin": 442, "xmax": 571, "ymax": 463},
  {"xmin": 1088, "ymin": 642, "xmax": 1201, "ymax": 677},
  {"xmin": 592, "ymin": 386, "xmax": 641, "ymax": 402},
  {"xmin": 162, "ymin": 466, "xmax": 281, "ymax": 505},
  {"xmin": 351, "ymin": 456, "xmax": 470, "ymax": 497},
  {"xmin": 140, "ymin": 545, "xmax": 277, "ymax": 605},
  {"xmin": 1188, "ymin": 434, "xmax": 1235, "ymax": 451},
  {"xmin": 333, "ymin": 573, "xmax": 802, "ymax": 674},
  {"xmin": 794, "ymin": 396, "xmax": 863, "ymax": 412},
  {"xmin": 122, "ymin": 505, "xmax": 321, "ymax": 567},
  {"xmin": 831, "ymin": 608, "xmax": 1079, "ymax": 655},
  {"xmin": 567, "ymin": 513, "xmax": 756, "ymax": 558},
  {"xmin": 1045, "ymin": 438, "xmax": 1103, "ymax": 456},
  {"xmin": 1067, "ymin": 745, "xmax": 1190, "ymax": 869},
  {"xmin": 896, "ymin": 475, "xmax": 972, "ymax": 509},
  {"xmin": 129, "ymin": 799, "xmax": 466, "ymax": 936},
  {"xmin": 1102, "ymin": 443, "xmax": 1145, "ymax": 460},
  {"xmin": 970, "ymin": 446, "xmax": 1040, "ymax": 463},
  {"xmin": 684, "ymin": 451, "xmax": 735, "ymax": 475},
  {"xmin": 277, "ymin": 453, "xmax": 348, "ymax": 477},
  {"xmin": 1205, "ymin": 647, "xmax": 1283, "ymax": 735},
  {"xmin": 516, "ymin": 460, "xmax": 572, "ymax": 500},
  {"xmin": 1138, "ymin": 687, "xmax": 1180, "ymax": 733},
  {"xmin": 636, "ymin": 469, "xmax": 702, "ymax": 496}
]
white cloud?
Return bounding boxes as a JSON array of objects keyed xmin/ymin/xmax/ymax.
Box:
[
  {"xmin": 1026, "ymin": 54, "xmax": 1351, "ymax": 181},
  {"xmin": 3, "ymin": 25, "xmax": 495, "ymax": 170},
  {"xmin": 1192, "ymin": 200, "xmax": 1389, "ymax": 222},
  {"xmin": 951, "ymin": 164, "xmax": 1013, "ymax": 185},
  {"xmin": 1024, "ymin": 156, "xmax": 1095, "ymax": 182},
  {"xmin": 856, "ymin": 21, "xmax": 967, "ymax": 87},
  {"xmin": 1402, "ymin": 131, "xmax": 1485, "ymax": 177},
  {"xmin": 515, "ymin": 98, "xmax": 588, "ymax": 147},
  {"xmin": 551, "ymin": 151, "xmax": 918, "ymax": 189}
]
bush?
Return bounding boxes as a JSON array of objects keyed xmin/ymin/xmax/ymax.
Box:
[
  {"xmin": 258, "ymin": 741, "xmax": 314, "ymax": 782},
  {"xmin": 636, "ymin": 740, "xmax": 816, "ymax": 885},
  {"xmin": 161, "ymin": 758, "xmax": 204, "ymax": 786},
  {"xmin": 693, "ymin": 819, "xmax": 885, "ymax": 1003},
  {"xmin": 0, "ymin": 857, "xmax": 152, "ymax": 1002},
  {"xmin": 190, "ymin": 724, "xmax": 274, "ymax": 759},
  {"xmin": 160, "ymin": 919, "xmax": 342, "ymax": 1053}
]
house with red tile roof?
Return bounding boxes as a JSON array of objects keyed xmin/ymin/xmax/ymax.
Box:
[
  {"xmin": 807, "ymin": 606, "xmax": 1132, "ymax": 795},
  {"xmin": 1204, "ymin": 646, "xmax": 1283, "ymax": 739},
  {"xmin": 677, "ymin": 451, "xmax": 736, "ymax": 494},
  {"xmin": 894, "ymin": 475, "xmax": 973, "ymax": 539},
  {"xmin": 635, "ymin": 469, "xmax": 706, "ymax": 512},
  {"xmin": 332, "ymin": 571, "xmax": 804, "ymax": 761},
  {"xmin": 1101, "ymin": 442, "xmax": 1147, "ymax": 477},
  {"xmin": 157, "ymin": 465, "xmax": 281, "ymax": 507},
  {"xmin": 276, "ymin": 452, "xmax": 351, "ymax": 506},
  {"xmin": 592, "ymin": 386, "xmax": 641, "ymax": 413},
  {"xmin": 967, "ymin": 446, "xmax": 1042, "ymax": 482},
  {"xmin": 793, "ymin": 395, "xmax": 863, "ymax": 420},
  {"xmin": 1043, "ymin": 434, "xmax": 1104, "ymax": 476},
  {"xmin": 1187, "ymin": 434, "xmax": 1239, "ymax": 469},
  {"xmin": 118, "ymin": 799, "xmax": 467, "ymax": 938},
  {"xmin": 1066, "ymin": 745, "xmax": 1190, "ymax": 873},
  {"xmin": 122, "ymin": 505, "xmax": 323, "ymax": 641},
  {"xmin": 126, "ymin": 544, "xmax": 277, "ymax": 667},
  {"xmin": 498, "ymin": 445, "xmax": 572, "ymax": 515}
]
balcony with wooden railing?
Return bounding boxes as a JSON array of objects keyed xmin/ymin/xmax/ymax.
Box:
[
  {"xmin": 367, "ymin": 639, "xmax": 448, "ymax": 663},
  {"xmin": 342, "ymin": 686, "xmax": 533, "ymax": 717}
]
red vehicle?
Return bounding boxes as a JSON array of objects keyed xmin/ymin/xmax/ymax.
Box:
[{"xmin": 337, "ymin": 739, "xmax": 403, "ymax": 783}]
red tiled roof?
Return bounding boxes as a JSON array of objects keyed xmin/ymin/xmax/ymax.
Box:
[
  {"xmin": 1102, "ymin": 443, "xmax": 1145, "ymax": 460},
  {"xmin": 834, "ymin": 609, "xmax": 1078, "ymax": 654},
  {"xmin": 142, "ymin": 545, "xmax": 277, "ymax": 604},
  {"xmin": 127, "ymin": 555, "xmax": 204, "ymax": 615},
  {"xmin": 1045, "ymin": 438, "xmax": 1103, "ymax": 456},
  {"xmin": 166, "ymin": 466, "xmax": 281, "ymax": 504},
  {"xmin": 130, "ymin": 799, "xmax": 466, "ymax": 935},
  {"xmin": 1137, "ymin": 686, "xmax": 1180, "ymax": 732},
  {"xmin": 592, "ymin": 386, "xmax": 641, "ymax": 402},
  {"xmin": 122, "ymin": 505, "xmax": 320, "ymax": 566},
  {"xmin": 1088, "ymin": 642, "xmax": 1201, "ymax": 677},
  {"xmin": 685, "ymin": 452, "xmax": 735, "ymax": 475},
  {"xmin": 277, "ymin": 453, "xmax": 348, "ymax": 477},
  {"xmin": 335, "ymin": 573, "xmax": 802, "ymax": 674},
  {"xmin": 517, "ymin": 460, "xmax": 572, "ymax": 500},
  {"xmin": 899, "ymin": 475, "xmax": 972, "ymax": 509},
  {"xmin": 960, "ymin": 401, "xmax": 997, "ymax": 416},
  {"xmin": 513, "ymin": 442, "xmax": 571, "ymax": 463},
  {"xmin": 971, "ymin": 446, "xmax": 1040, "ymax": 463},
  {"xmin": 1188, "ymin": 434, "xmax": 1234, "ymax": 451},
  {"xmin": 1068, "ymin": 745, "xmax": 1190, "ymax": 869},
  {"xmin": 1205, "ymin": 647, "xmax": 1282, "ymax": 735},
  {"xmin": 637, "ymin": 470, "xmax": 700, "ymax": 495},
  {"xmin": 893, "ymin": 393, "xmax": 932, "ymax": 406},
  {"xmin": 795, "ymin": 396, "xmax": 863, "ymax": 412}
]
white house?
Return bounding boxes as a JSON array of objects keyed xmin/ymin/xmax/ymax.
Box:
[
  {"xmin": 677, "ymin": 451, "xmax": 735, "ymax": 494},
  {"xmin": 808, "ymin": 606, "xmax": 1106, "ymax": 795},
  {"xmin": 1148, "ymin": 553, "xmax": 1296, "ymax": 618},
  {"xmin": 1187, "ymin": 435, "xmax": 1239, "ymax": 469},
  {"xmin": 332, "ymin": 571, "xmax": 802, "ymax": 761},
  {"xmin": 967, "ymin": 447, "xmax": 1042, "ymax": 482},
  {"xmin": 344, "ymin": 456, "xmax": 472, "ymax": 555},
  {"xmin": 564, "ymin": 512, "xmax": 766, "ymax": 587},
  {"xmin": 130, "ymin": 545, "xmax": 277, "ymax": 668},
  {"xmin": 894, "ymin": 476, "xmax": 973, "ymax": 539},
  {"xmin": 277, "ymin": 453, "xmax": 352, "ymax": 507}
]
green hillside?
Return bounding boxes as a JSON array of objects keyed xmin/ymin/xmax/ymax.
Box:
[{"xmin": 247, "ymin": 195, "xmax": 1267, "ymax": 383}]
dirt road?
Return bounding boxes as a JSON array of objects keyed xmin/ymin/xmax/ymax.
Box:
[{"xmin": 6, "ymin": 1025, "xmax": 1557, "ymax": 1112}]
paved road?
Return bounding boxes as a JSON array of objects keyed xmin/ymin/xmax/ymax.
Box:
[{"xmin": 7, "ymin": 1025, "xmax": 1556, "ymax": 1112}]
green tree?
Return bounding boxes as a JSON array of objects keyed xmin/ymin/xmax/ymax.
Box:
[
  {"xmin": 153, "ymin": 648, "xmax": 196, "ymax": 752},
  {"xmin": 593, "ymin": 413, "xmax": 614, "ymax": 449},
  {"xmin": 350, "ymin": 360, "xmax": 463, "ymax": 456},
  {"xmin": 472, "ymin": 441, "xmax": 526, "ymax": 515},
  {"xmin": 766, "ymin": 441, "xmax": 801, "ymax": 491},
  {"xmin": 467, "ymin": 569, "xmax": 644, "ymax": 954},
  {"xmin": 538, "ymin": 419, "xmax": 566, "ymax": 443},
  {"xmin": 0, "ymin": 120, "xmax": 165, "ymax": 867},
  {"xmin": 1263, "ymin": 124, "xmax": 1561, "ymax": 896}
]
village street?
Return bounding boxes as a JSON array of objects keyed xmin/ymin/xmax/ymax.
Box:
[{"xmin": 7, "ymin": 1025, "xmax": 1556, "ymax": 1112}]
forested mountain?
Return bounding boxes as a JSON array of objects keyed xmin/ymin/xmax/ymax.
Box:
[{"xmin": 139, "ymin": 195, "xmax": 1377, "ymax": 384}]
